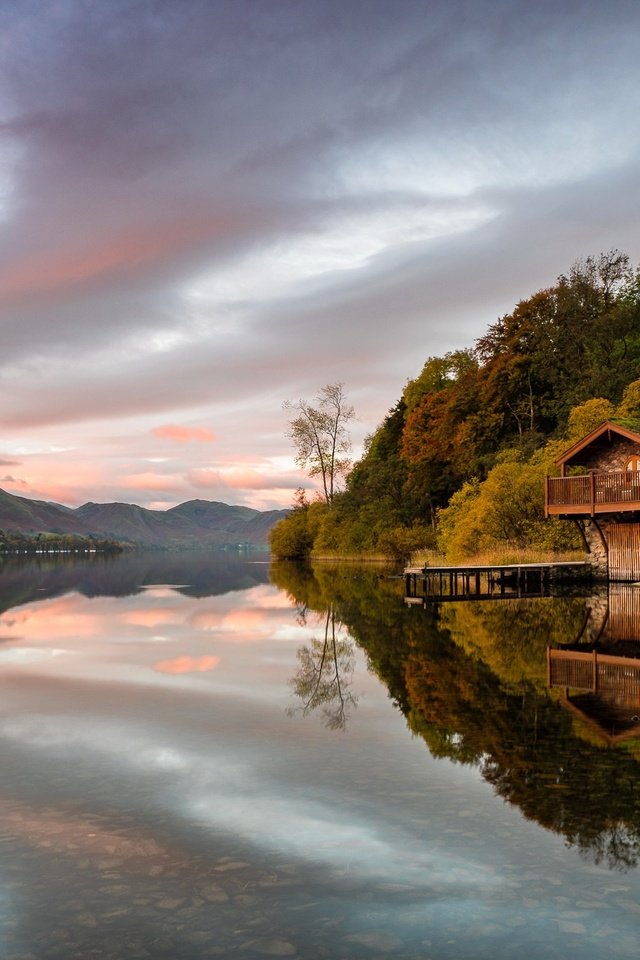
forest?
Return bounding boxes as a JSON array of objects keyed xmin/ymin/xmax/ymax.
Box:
[{"xmin": 270, "ymin": 250, "xmax": 640, "ymax": 561}]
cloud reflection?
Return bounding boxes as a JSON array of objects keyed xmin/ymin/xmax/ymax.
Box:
[
  {"xmin": 0, "ymin": 705, "xmax": 500, "ymax": 893},
  {"xmin": 154, "ymin": 655, "xmax": 220, "ymax": 675}
]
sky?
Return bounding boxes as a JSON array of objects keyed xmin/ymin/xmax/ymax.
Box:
[{"xmin": 2, "ymin": 0, "xmax": 640, "ymax": 511}]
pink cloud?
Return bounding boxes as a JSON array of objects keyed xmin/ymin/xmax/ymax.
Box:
[
  {"xmin": 122, "ymin": 608, "xmax": 179, "ymax": 628},
  {"xmin": 188, "ymin": 609, "xmax": 224, "ymax": 630},
  {"xmin": 0, "ymin": 216, "xmax": 222, "ymax": 305},
  {"xmin": 187, "ymin": 467, "xmax": 301, "ymax": 491},
  {"xmin": 186, "ymin": 468, "xmax": 223, "ymax": 488},
  {"xmin": 122, "ymin": 472, "xmax": 186, "ymax": 493},
  {"xmin": 154, "ymin": 655, "xmax": 220, "ymax": 675},
  {"xmin": 152, "ymin": 425, "xmax": 216, "ymax": 443},
  {"xmin": 5, "ymin": 596, "xmax": 101, "ymax": 640}
]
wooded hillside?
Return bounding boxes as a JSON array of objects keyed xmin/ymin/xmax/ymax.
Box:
[{"xmin": 270, "ymin": 250, "xmax": 640, "ymax": 560}]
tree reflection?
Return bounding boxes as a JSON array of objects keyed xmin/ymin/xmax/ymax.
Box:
[
  {"xmin": 287, "ymin": 607, "xmax": 358, "ymax": 731},
  {"xmin": 270, "ymin": 559, "xmax": 640, "ymax": 871}
]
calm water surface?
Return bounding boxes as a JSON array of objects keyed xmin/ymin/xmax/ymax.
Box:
[{"xmin": 1, "ymin": 555, "xmax": 639, "ymax": 959}]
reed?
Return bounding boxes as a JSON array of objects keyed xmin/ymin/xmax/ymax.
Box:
[{"xmin": 409, "ymin": 546, "xmax": 586, "ymax": 567}]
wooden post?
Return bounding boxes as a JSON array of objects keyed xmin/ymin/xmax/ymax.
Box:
[
  {"xmin": 544, "ymin": 475, "xmax": 549, "ymax": 517},
  {"xmin": 590, "ymin": 471, "xmax": 596, "ymax": 517}
]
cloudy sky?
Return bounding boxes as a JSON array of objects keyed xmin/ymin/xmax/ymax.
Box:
[{"xmin": 2, "ymin": 0, "xmax": 640, "ymax": 511}]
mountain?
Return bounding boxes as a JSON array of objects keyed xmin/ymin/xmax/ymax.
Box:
[
  {"xmin": 0, "ymin": 488, "xmax": 89, "ymax": 535},
  {"xmin": 0, "ymin": 489, "xmax": 288, "ymax": 549}
]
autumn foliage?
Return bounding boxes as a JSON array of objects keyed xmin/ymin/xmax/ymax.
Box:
[{"xmin": 271, "ymin": 250, "xmax": 640, "ymax": 560}]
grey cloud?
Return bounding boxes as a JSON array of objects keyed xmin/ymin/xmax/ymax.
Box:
[
  {"xmin": 1, "ymin": 0, "xmax": 640, "ymax": 453},
  {"xmin": 3, "ymin": 150, "xmax": 640, "ymax": 436}
]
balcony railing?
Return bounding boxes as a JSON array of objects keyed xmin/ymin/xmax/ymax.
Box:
[
  {"xmin": 548, "ymin": 647, "xmax": 640, "ymax": 697},
  {"xmin": 546, "ymin": 471, "xmax": 640, "ymax": 516}
]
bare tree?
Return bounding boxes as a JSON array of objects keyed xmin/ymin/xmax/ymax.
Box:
[{"xmin": 284, "ymin": 382, "xmax": 355, "ymax": 503}]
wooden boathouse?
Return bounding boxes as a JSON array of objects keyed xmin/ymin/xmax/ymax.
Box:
[
  {"xmin": 406, "ymin": 419, "xmax": 640, "ymax": 602},
  {"xmin": 545, "ymin": 420, "xmax": 640, "ymax": 580}
]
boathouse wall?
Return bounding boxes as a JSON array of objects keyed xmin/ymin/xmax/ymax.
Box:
[
  {"xmin": 582, "ymin": 517, "xmax": 640, "ymax": 581},
  {"xmin": 582, "ymin": 519, "xmax": 609, "ymax": 579},
  {"xmin": 576, "ymin": 437, "xmax": 640, "ymax": 473}
]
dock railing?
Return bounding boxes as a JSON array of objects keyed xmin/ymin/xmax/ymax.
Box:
[{"xmin": 404, "ymin": 561, "xmax": 590, "ymax": 605}]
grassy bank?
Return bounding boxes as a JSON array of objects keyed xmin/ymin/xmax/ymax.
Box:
[{"xmin": 408, "ymin": 546, "xmax": 587, "ymax": 567}]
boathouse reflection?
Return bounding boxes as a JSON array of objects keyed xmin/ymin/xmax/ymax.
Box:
[{"xmin": 548, "ymin": 584, "xmax": 640, "ymax": 745}]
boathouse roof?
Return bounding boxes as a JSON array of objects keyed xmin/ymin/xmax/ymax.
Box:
[{"xmin": 555, "ymin": 420, "xmax": 640, "ymax": 468}]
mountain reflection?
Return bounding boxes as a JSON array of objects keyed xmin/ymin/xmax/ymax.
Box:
[
  {"xmin": 270, "ymin": 561, "xmax": 640, "ymax": 871},
  {"xmin": 0, "ymin": 553, "xmax": 270, "ymax": 614}
]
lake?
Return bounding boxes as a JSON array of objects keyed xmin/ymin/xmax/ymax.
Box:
[{"xmin": 1, "ymin": 554, "xmax": 639, "ymax": 959}]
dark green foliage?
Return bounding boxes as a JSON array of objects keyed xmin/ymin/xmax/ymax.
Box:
[
  {"xmin": 271, "ymin": 250, "xmax": 640, "ymax": 559},
  {"xmin": 268, "ymin": 504, "xmax": 314, "ymax": 559}
]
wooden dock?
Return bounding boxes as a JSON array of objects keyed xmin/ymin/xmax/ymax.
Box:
[{"xmin": 404, "ymin": 561, "xmax": 592, "ymax": 605}]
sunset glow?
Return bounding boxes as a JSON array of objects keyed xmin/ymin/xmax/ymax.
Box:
[{"xmin": 1, "ymin": 1, "xmax": 639, "ymax": 511}]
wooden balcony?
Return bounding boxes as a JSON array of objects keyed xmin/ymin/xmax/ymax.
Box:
[{"xmin": 545, "ymin": 471, "xmax": 640, "ymax": 517}]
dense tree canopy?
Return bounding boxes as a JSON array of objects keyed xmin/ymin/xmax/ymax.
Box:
[{"xmin": 270, "ymin": 250, "xmax": 640, "ymax": 560}]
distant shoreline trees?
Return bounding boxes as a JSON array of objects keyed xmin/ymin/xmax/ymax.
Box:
[{"xmin": 0, "ymin": 531, "xmax": 123, "ymax": 555}]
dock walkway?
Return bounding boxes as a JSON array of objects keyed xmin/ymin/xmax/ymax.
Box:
[{"xmin": 404, "ymin": 561, "xmax": 591, "ymax": 604}]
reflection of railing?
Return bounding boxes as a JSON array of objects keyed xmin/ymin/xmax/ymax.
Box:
[
  {"xmin": 546, "ymin": 471, "xmax": 640, "ymax": 515},
  {"xmin": 548, "ymin": 647, "xmax": 640, "ymax": 699}
]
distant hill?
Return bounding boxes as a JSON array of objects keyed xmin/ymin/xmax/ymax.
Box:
[{"xmin": 0, "ymin": 488, "xmax": 288, "ymax": 549}]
